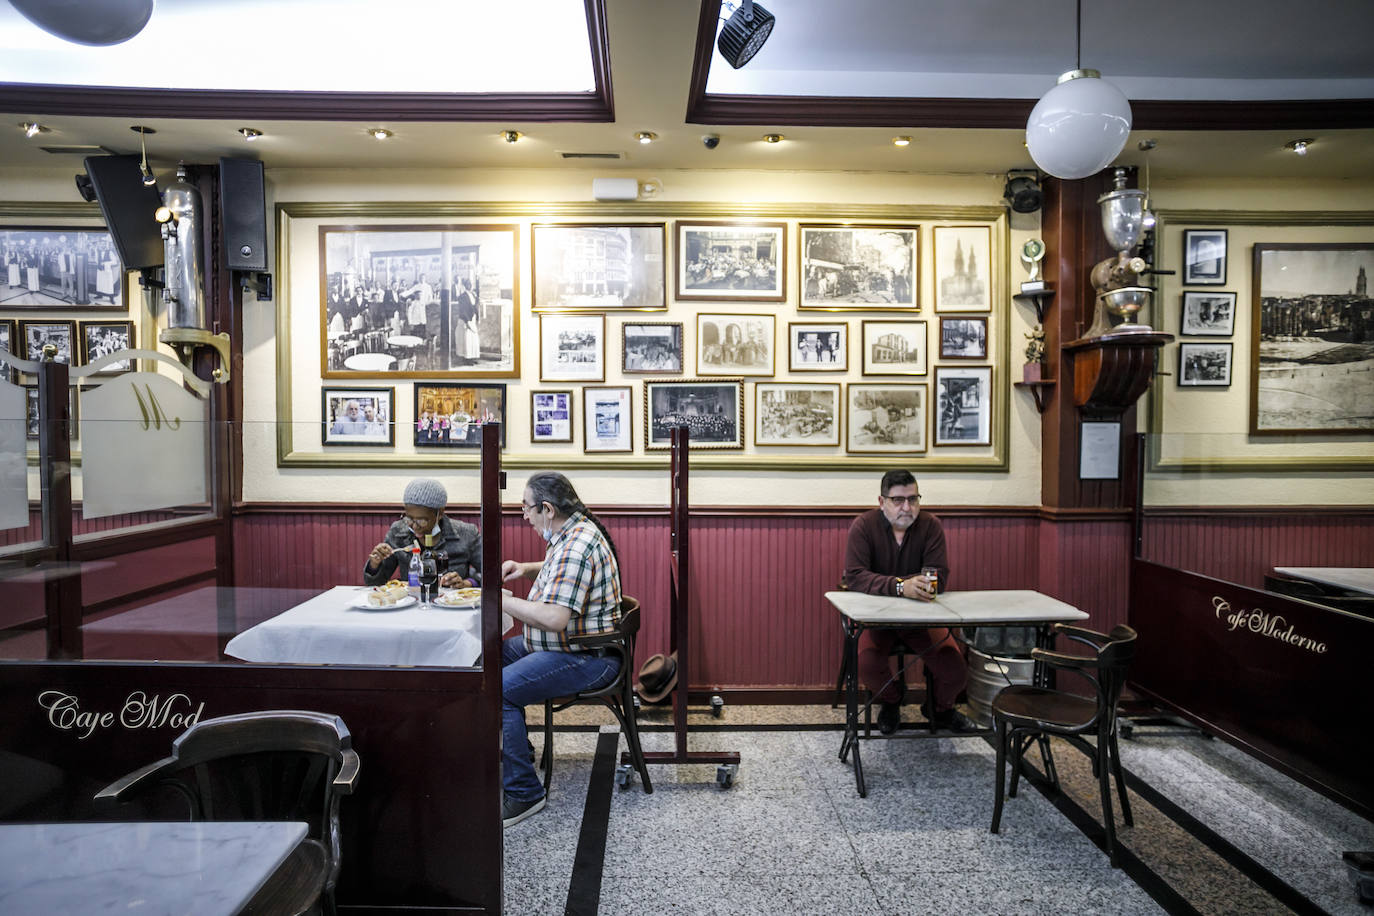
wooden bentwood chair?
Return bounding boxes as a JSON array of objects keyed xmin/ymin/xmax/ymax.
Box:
[
  {"xmin": 540, "ymin": 596, "xmax": 653, "ymax": 794},
  {"xmin": 95, "ymin": 710, "xmax": 360, "ymax": 916},
  {"xmin": 989, "ymin": 623, "xmax": 1137, "ymax": 866}
]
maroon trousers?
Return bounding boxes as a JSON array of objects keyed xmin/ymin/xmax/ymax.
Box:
[{"xmin": 858, "ymin": 626, "xmax": 967, "ymax": 708}]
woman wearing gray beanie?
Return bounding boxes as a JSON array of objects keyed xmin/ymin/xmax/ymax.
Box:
[{"xmin": 363, "ymin": 477, "xmax": 481, "ymax": 588}]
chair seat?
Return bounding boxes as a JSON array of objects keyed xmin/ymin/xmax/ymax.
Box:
[{"xmin": 992, "ymin": 685, "xmax": 1096, "ymax": 729}]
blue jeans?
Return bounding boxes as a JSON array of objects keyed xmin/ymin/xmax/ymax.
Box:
[{"xmin": 502, "ymin": 635, "xmax": 620, "ymax": 802}]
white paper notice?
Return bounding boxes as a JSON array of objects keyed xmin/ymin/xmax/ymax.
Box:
[
  {"xmin": 0, "ymin": 381, "xmax": 27, "ymax": 531},
  {"xmin": 80, "ymin": 373, "xmax": 208, "ymax": 519},
  {"xmin": 1079, "ymin": 420, "xmax": 1121, "ymax": 480}
]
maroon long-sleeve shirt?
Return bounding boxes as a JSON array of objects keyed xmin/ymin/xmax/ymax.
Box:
[{"xmin": 842, "ymin": 508, "xmax": 950, "ymax": 597}]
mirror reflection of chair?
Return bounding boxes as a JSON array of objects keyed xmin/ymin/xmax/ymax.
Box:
[
  {"xmin": 539, "ymin": 596, "xmax": 653, "ymax": 794},
  {"xmin": 94, "ymin": 709, "xmax": 360, "ymax": 915},
  {"xmin": 989, "ymin": 623, "xmax": 1137, "ymax": 866}
]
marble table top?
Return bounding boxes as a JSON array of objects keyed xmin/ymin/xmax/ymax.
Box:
[
  {"xmin": 0, "ymin": 821, "xmax": 306, "ymax": 915},
  {"xmin": 1273, "ymin": 567, "xmax": 1374, "ymax": 597},
  {"xmin": 827, "ymin": 588, "xmax": 1089, "ymax": 626}
]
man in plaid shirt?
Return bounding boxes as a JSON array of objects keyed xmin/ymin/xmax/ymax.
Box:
[{"xmin": 499, "ymin": 471, "xmax": 622, "ymax": 828}]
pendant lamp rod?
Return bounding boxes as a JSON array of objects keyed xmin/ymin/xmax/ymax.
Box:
[{"xmin": 1075, "ymin": 0, "xmax": 1082, "ymax": 71}]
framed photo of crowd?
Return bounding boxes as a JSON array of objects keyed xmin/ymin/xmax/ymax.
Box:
[
  {"xmin": 644, "ymin": 379, "xmax": 744, "ymax": 450},
  {"xmin": 531, "ymin": 223, "xmax": 666, "ymax": 311},
  {"xmin": 622, "ymin": 322, "xmax": 683, "ymax": 374},
  {"xmin": 675, "ymin": 222, "xmax": 786, "ymax": 302},
  {"xmin": 0, "ymin": 319, "xmax": 15, "ymax": 383},
  {"xmin": 798, "ymin": 224, "xmax": 917, "ymax": 310},
  {"xmin": 413, "ymin": 382, "xmax": 507, "ymax": 448},
  {"xmin": 79, "ymin": 320, "xmax": 135, "ymax": 374},
  {"xmin": 0, "ymin": 226, "xmax": 126, "ymax": 309},
  {"xmin": 319, "ymin": 225, "xmax": 519, "ymax": 379},
  {"xmin": 18, "ymin": 319, "xmax": 76, "ymax": 366},
  {"xmin": 321, "ymin": 386, "xmax": 395, "ymax": 447}
]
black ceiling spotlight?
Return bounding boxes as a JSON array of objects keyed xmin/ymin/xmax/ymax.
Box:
[
  {"xmin": 1003, "ymin": 169, "xmax": 1043, "ymax": 213},
  {"xmin": 717, "ymin": 1, "xmax": 775, "ymax": 70}
]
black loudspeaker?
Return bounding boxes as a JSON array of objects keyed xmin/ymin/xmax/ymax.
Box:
[
  {"xmin": 219, "ymin": 157, "xmax": 267, "ymax": 271},
  {"xmin": 82, "ymin": 154, "xmax": 164, "ymax": 271}
]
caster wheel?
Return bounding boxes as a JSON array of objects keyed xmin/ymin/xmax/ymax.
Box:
[
  {"xmin": 615, "ymin": 763, "xmax": 633, "ymax": 789},
  {"xmin": 716, "ymin": 764, "xmax": 737, "ymax": 789},
  {"xmin": 710, "ymin": 695, "xmax": 725, "ymax": 718}
]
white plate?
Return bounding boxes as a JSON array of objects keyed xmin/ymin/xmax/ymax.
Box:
[
  {"xmin": 431, "ymin": 587, "xmax": 513, "ymax": 610},
  {"xmin": 352, "ymin": 594, "xmax": 417, "ymax": 611}
]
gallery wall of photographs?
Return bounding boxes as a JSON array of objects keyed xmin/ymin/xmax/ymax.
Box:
[{"xmin": 280, "ymin": 203, "xmax": 1010, "ymax": 470}]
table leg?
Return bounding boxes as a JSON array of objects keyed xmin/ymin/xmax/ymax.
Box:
[{"xmin": 839, "ymin": 619, "xmax": 866, "ymax": 797}]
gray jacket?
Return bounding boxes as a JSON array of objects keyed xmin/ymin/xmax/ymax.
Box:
[{"xmin": 362, "ymin": 515, "xmax": 482, "ymax": 586}]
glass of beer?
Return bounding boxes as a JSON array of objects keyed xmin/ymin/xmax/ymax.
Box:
[{"xmin": 921, "ymin": 566, "xmax": 940, "ymax": 595}]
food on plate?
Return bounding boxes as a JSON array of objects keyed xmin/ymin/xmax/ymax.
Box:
[
  {"xmin": 366, "ymin": 580, "xmax": 410, "ymax": 607},
  {"xmin": 434, "ymin": 587, "xmax": 483, "ymax": 607}
]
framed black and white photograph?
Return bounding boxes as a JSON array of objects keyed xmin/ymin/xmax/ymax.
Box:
[
  {"xmin": 799, "ymin": 224, "xmax": 917, "ymax": 310},
  {"xmin": 696, "ymin": 313, "xmax": 775, "ymax": 376},
  {"xmin": 531, "ymin": 389, "xmax": 574, "ymax": 443},
  {"xmin": 861, "ymin": 320, "xmax": 926, "ymax": 376},
  {"xmin": 934, "ymin": 366, "xmax": 992, "ymax": 446},
  {"xmin": 25, "ymin": 385, "xmax": 78, "ymax": 441},
  {"xmin": 645, "ymin": 379, "xmax": 744, "ymax": 450},
  {"xmin": 583, "ymin": 386, "xmax": 634, "ymax": 453},
  {"xmin": 787, "ymin": 322, "xmax": 847, "ymax": 371},
  {"xmin": 934, "ymin": 225, "xmax": 992, "ymax": 312},
  {"xmin": 321, "ymin": 386, "xmax": 395, "ymax": 446},
  {"xmin": 622, "ymin": 322, "xmax": 683, "ymax": 374},
  {"xmin": 846, "ymin": 384, "xmax": 927, "ymax": 454},
  {"xmin": 1183, "ymin": 229, "xmax": 1228, "ymax": 285},
  {"xmin": 1179, "ymin": 292, "xmax": 1236, "ymax": 336},
  {"xmin": 1252, "ymin": 243, "xmax": 1374, "ymax": 434},
  {"xmin": 755, "ymin": 382, "xmax": 841, "ymax": 446},
  {"xmin": 1, "ymin": 227, "xmax": 126, "ymax": 309},
  {"xmin": 18, "ymin": 319, "xmax": 76, "ymax": 366},
  {"xmin": 675, "ymin": 221, "xmax": 786, "ymax": 302},
  {"xmin": 413, "ymin": 383, "xmax": 507, "ymax": 448},
  {"xmin": 1179, "ymin": 342, "xmax": 1233, "ymax": 387},
  {"xmin": 0, "ymin": 319, "xmax": 15, "ymax": 383},
  {"xmin": 939, "ymin": 317, "xmax": 988, "ymax": 359},
  {"xmin": 532, "ymin": 223, "xmax": 666, "ymax": 311},
  {"xmin": 79, "ymin": 320, "xmax": 135, "ymax": 373},
  {"xmin": 539, "ymin": 313, "xmax": 605, "ymax": 382},
  {"xmin": 320, "ymin": 225, "xmax": 518, "ymax": 379}
]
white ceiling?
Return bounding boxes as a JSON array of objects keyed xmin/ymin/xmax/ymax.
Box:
[{"xmin": 0, "ymin": 0, "xmax": 1369, "ymax": 181}]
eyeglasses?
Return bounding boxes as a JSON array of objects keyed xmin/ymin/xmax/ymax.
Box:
[
  {"xmin": 884, "ymin": 494, "xmax": 921, "ymax": 507},
  {"xmin": 402, "ymin": 512, "xmax": 436, "ymax": 526},
  {"xmin": 521, "ymin": 502, "xmax": 544, "ymax": 515}
]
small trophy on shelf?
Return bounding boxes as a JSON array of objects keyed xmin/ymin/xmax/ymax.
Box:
[
  {"xmin": 1023, "ymin": 324, "xmax": 1047, "ymax": 382},
  {"xmin": 1019, "ymin": 238, "xmax": 1048, "ymax": 295}
]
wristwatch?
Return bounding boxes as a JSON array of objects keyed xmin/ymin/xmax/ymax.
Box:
[{"xmin": 895, "ymin": 577, "xmax": 905, "ymax": 597}]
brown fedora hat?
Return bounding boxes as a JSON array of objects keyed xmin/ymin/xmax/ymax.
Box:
[{"xmin": 635, "ymin": 651, "xmax": 678, "ymax": 703}]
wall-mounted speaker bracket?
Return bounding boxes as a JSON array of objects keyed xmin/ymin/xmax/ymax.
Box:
[{"xmin": 237, "ymin": 271, "xmax": 273, "ymax": 301}]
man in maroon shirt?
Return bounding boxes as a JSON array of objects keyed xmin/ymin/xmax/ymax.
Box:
[{"xmin": 843, "ymin": 469, "xmax": 976, "ymax": 734}]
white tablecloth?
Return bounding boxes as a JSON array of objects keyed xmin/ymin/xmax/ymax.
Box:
[
  {"xmin": 1273, "ymin": 567, "xmax": 1374, "ymax": 597},
  {"xmin": 224, "ymin": 585, "xmax": 504, "ymax": 667},
  {"xmin": 826, "ymin": 588, "xmax": 1088, "ymax": 626}
]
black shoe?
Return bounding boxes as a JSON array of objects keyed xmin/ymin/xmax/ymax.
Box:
[
  {"xmin": 502, "ymin": 794, "xmax": 546, "ymax": 829},
  {"xmin": 932, "ymin": 707, "xmax": 982, "ymax": 734},
  {"xmin": 877, "ymin": 701, "xmax": 902, "ymax": 735}
]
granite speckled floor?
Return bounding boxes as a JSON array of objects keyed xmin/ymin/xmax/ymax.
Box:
[{"xmin": 502, "ymin": 705, "xmax": 1373, "ymax": 915}]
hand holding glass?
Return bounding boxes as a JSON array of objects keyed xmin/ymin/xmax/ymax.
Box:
[{"xmin": 921, "ymin": 566, "xmax": 940, "ymax": 595}]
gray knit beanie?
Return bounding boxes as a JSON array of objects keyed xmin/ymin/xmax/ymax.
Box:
[{"xmin": 402, "ymin": 477, "xmax": 447, "ymax": 510}]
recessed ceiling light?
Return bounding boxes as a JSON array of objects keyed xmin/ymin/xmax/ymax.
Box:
[
  {"xmin": 891, "ymin": 136, "xmax": 911, "ymax": 147},
  {"xmin": 635, "ymin": 131, "xmax": 657, "ymax": 144},
  {"xmin": 369, "ymin": 127, "xmax": 394, "ymax": 141},
  {"xmin": 762, "ymin": 133, "xmax": 785, "ymax": 143},
  {"xmin": 237, "ymin": 127, "xmax": 263, "ymax": 141},
  {"xmin": 1284, "ymin": 138, "xmax": 1314, "ymax": 156},
  {"xmin": 502, "ymin": 130, "xmax": 523, "ymax": 143},
  {"xmin": 19, "ymin": 122, "xmax": 50, "ymax": 138}
]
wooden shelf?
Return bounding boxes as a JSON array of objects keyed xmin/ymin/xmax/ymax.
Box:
[
  {"xmin": 1063, "ymin": 331, "xmax": 1173, "ymax": 415},
  {"xmin": 1014, "ymin": 379, "xmax": 1057, "ymax": 413},
  {"xmin": 1012, "ymin": 285, "xmax": 1055, "ymax": 323}
]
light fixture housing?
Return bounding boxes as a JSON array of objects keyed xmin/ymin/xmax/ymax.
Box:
[
  {"xmin": 237, "ymin": 127, "xmax": 263, "ymax": 141},
  {"xmin": 1003, "ymin": 170, "xmax": 1043, "ymax": 214},
  {"xmin": 1025, "ymin": 69, "xmax": 1132, "ymax": 180},
  {"xmin": 717, "ymin": 1, "xmax": 775, "ymax": 70},
  {"xmin": 131, "ymin": 124, "xmax": 157, "ymax": 186},
  {"xmin": 502, "ymin": 130, "xmax": 523, "ymax": 143},
  {"xmin": 1285, "ymin": 138, "xmax": 1314, "ymax": 156},
  {"xmin": 892, "ymin": 136, "xmax": 912, "ymax": 147},
  {"xmin": 635, "ymin": 131, "xmax": 657, "ymax": 144},
  {"xmin": 369, "ymin": 127, "xmax": 393, "ymax": 141},
  {"xmin": 20, "ymin": 122, "xmax": 50, "ymax": 138},
  {"xmin": 762, "ymin": 133, "xmax": 785, "ymax": 144}
]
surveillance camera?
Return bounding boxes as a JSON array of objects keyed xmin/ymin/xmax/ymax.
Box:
[{"xmin": 702, "ymin": 134, "xmax": 720, "ymax": 150}]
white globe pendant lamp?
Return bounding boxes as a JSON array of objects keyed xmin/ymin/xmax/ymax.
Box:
[{"xmin": 1025, "ymin": 1, "xmax": 1133, "ymax": 180}]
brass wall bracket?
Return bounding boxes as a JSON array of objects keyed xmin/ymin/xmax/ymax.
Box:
[{"xmin": 158, "ymin": 328, "xmax": 232, "ymax": 383}]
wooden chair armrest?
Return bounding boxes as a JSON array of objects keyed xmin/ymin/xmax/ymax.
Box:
[
  {"xmin": 568, "ymin": 629, "xmax": 622, "ymax": 648},
  {"xmin": 92, "ymin": 755, "xmax": 177, "ymax": 806},
  {"xmin": 1052, "ymin": 623, "xmax": 1110, "ymax": 645},
  {"xmin": 333, "ymin": 749, "xmax": 361, "ymax": 794},
  {"xmin": 1030, "ymin": 646, "xmax": 1101, "ymax": 670}
]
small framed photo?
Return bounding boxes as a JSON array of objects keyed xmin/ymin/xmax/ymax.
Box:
[
  {"xmin": 0, "ymin": 319, "xmax": 16, "ymax": 383},
  {"xmin": 675, "ymin": 221, "xmax": 786, "ymax": 302},
  {"xmin": 798, "ymin": 224, "xmax": 918, "ymax": 310},
  {"xmin": 787, "ymin": 322, "xmax": 847, "ymax": 372},
  {"xmin": 1179, "ymin": 291, "xmax": 1236, "ymax": 336},
  {"xmin": 861, "ymin": 320, "xmax": 926, "ymax": 376},
  {"xmin": 530, "ymin": 389, "xmax": 574, "ymax": 443},
  {"xmin": 697, "ymin": 314, "xmax": 775, "ymax": 376},
  {"xmin": 540, "ymin": 313, "xmax": 606, "ymax": 382},
  {"xmin": 79, "ymin": 320, "xmax": 136, "ymax": 374},
  {"xmin": 583, "ymin": 385, "xmax": 634, "ymax": 453},
  {"xmin": 414, "ymin": 383, "xmax": 507, "ymax": 448},
  {"xmin": 321, "ymin": 387, "xmax": 395, "ymax": 447},
  {"xmin": 25, "ymin": 385, "xmax": 78, "ymax": 440},
  {"xmin": 531, "ymin": 223, "xmax": 666, "ymax": 311},
  {"xmin": 1178, "ymin": 342, "xmax": 1233, "ymax": 387},
  {"xmin": 846, "ymin": 384, "xmax": 927, "ymax": 454},
  {"xmin": 934, "ymin": 366, "xmax": 992, "ymax": 446},
  {"xmin": 622, "ymin": 322, "xmax": 683, "ymax": 374},
  {"xmin": 756, "ymin": 382, "xmax": 841, "ymax": 446},
  {"xmin": 1182, "ymin": 229, "xmax": 1228, "ymax": 285},
  {"xmin": 645, "ymin": 379, "xmax": 743, "ymax": 450},
  {"xmin": 939, "ymin": 317, "xmax": 988, "ymax": 359},
  {"xmin": 18, "ymin": 319, "xmax": 76, "ymax": 366},
  {"xmin": 934, "ymin": 225, "xmax": 992, "ymax": 312}
]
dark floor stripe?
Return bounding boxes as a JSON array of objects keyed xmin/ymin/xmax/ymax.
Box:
[
  {"xmin": 549, "ymin": 721, "xmax": 849, "ymax": 733},
  {"xmin": 564, "ymin": 731, "xmax": 618, "ymax": 916},
  {"xmin": 1122, "ymin": 767, "xmax": 1330, "ymax": 916}
]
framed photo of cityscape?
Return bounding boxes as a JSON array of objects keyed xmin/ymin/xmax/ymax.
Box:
[
  {"xmin": 531, "ymin": 223, "xmax": 666, "ymax": 311},
  {"xmin": 675, "ymin": 221, "xmax": 786, "ymax": 302},
  {"xmin": 1250, "ymin": 243, "xmax": 1374, "ymax": 434},
  {"xmin": 861, "ymin": 320, "xmax": 926, "ymax": 376},
  {"xmin": 644, "ymin": 379, "xmax": 744, "ymax": 450},
  {"xmin": 798, "ymin": 224, "xmax": 917, "ymax": 311},
  {"xmin": 846, "ymin": 384, "xmax": 926, "ymax": 454},
  {"xmin": 583, "ymin": 386, "xmax": 634, "ymax": 453},
  {"xmin": 755, "ymin": 382, "xmax": 841, "ymax": 447},
  {"xmin": 939, "ymin": 317, "xmax": 988, "ymax": 359},
  {"xmin": 933, "ymin": 225, "xmax": 991, "ymax": 313}
]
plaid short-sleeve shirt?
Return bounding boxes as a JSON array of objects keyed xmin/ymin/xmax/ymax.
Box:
[{"xmin": 525, "ymin": 512, "xmax": 622, "ymax": 653}]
